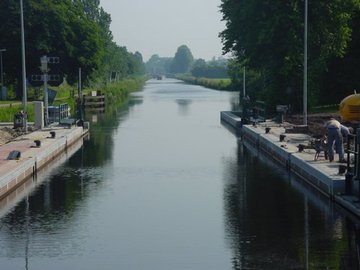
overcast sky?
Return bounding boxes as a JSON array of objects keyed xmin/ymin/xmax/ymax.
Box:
[{"xmin": 100, "ymin": 0, "xmax": 227, "ymax": 62}]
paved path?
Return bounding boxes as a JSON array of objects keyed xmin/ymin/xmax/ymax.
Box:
[{"xmin": 0, "ymin": 125, "xmax": 87, "ymax": 198}]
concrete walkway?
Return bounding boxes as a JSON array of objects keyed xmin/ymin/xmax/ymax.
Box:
[
  {"xmin": 0, "ymin": 125, "xmax": 88, "ymax": 199},
  {"xmin": 221, "ymin": 111, "xmax": 360, "ymax": 217}
]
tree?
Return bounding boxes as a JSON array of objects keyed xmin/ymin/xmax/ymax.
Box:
[
  {"xmin": 145, "ymin": 54, "xmax": 173, "ymax": 75},
  {"xmin": 190, "ymin": 58, "xmax": 229, "ymax": 78},
  {"xmin": 0, "ymin": 0, "xmax": 105, "ymax": 90},
  {"xmin": 219, "ymin": 0, "xmax": 360, "ymax": 110},
  {"xmin": 170, "ymin": 45, "xmax": 194, "ymax": 74}
]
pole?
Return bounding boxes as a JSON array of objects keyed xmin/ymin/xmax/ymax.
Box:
[
  {"xmin": 78, "ymin": 67, "xmax": 81, "ymax": 98},
  {"xmin": 0, "ymin": 49, "xmax": 5, "ymax": 95},
  {"xmin": 303, "ymin": 0, "xmax": 308, "ymax": 126},
  {"xmin": 78, "ymin": 68, "xmax": 82, "ymax": 121},
  {"xmin": 44, "ymin": 72, "xmax": 48, "ymax": 126},
  {"xmin": 40, "ymin": 55, "xmax": 49, "ymax": 127},
  {"xmin": 243, "ymin": 66, "xmax": 246, "ymax": 98},
  {"xmin": 20, "ymin": 0, "xmax": 27, "ymax": 132}
]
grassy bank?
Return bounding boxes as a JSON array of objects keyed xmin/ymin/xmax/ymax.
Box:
[
  {"xmin": 0, "ymin": 76, "xmax": 147, "ymax": 122},
  {"xmin": 176, "ymin": 74, "xmax": 232, "ymax": 90},
  {"xmin": 0, "ymin": 103, "xmax": 34, "ymax": 122},
  {"xmin": 85, "ymin": 77, "xmax": 147, "ymax": 105}
]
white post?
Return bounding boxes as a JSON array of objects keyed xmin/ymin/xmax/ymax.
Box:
[
  {"xmin": 303, "ymin": 0, "xmax": 308, "ymax": 126},
  {"xmin": 20, "ymin": 0, "xmax": 27, "ymax": 132},
  {"xmin": 41, "ymin": 56, "xmax": 49, "ymax": 126},
  {"xmin": 44, "ymin": 72, "xmax": 48, "ymax": 126}
]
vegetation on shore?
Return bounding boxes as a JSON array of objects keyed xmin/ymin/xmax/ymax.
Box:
[
  {"xmin": 0, "ymin": 76, "xmax": 147, "ymax": 122},
  {"xmin": 219, "ymin": 0, "xmax": 360, "ymax": 112},
  {"xmin": 176, "ymin": 74, "xmax": 231, "ymax": 91},
  {"xmin": 0, "ymin": 0, "xmax": 147, "ymax": 123}
]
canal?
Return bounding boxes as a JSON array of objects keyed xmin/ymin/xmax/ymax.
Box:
[{"xmin": 0, "ymin": 78, "xmax": 359, "ymax": 269}]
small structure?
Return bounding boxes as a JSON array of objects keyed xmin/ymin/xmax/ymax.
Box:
[
  {"xmin": 83, "ymin": 91, "xmax": 105, "ymax": 112},
  {"xmin": 48, "ymin": 103, "xmax": 70, "ymax": 124}
]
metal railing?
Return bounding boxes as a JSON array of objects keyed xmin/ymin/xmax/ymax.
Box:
[{"xmin": 345, "ymin": 129, "xmax": 360, "ymax": 195}]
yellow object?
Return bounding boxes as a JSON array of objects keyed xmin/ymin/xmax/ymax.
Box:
[{"xmin": 339, "ymin": 93, "xmax": 360, "ymax": 122}]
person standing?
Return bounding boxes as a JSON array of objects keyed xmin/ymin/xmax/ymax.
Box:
[
  {"xmin": 340, "ymin": 124, "xmax": 350, "ymax": 142},
  {"xmin": 324, "ymin": 118, "xmax": 345, "ymax": 162}
]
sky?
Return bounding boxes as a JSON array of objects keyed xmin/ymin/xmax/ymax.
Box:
[{"xmin": 99, "ymin": 0, "xmax": 227, "ymax": 62}]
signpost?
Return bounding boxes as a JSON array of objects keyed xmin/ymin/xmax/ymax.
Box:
[{"xmin": 31, "ymin": 56, "xmax": 60, "ymax": 126}]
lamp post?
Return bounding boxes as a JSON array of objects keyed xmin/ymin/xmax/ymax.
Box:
[
  {"xmin": 303, "ymin": 0, "xmax": 308, "ymax": 126},
  {"xmin": 20, "ymin": 0, "xmax": 27, "ymax": 132},
  {"xmin": 0, "ymin": 49, "xmax": 5, "ymax": 97}
]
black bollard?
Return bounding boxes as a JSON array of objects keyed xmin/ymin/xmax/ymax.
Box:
[
  {"xmin": 345, "ymin": 172, "xmax": 353, "ymax": 195},
  {"xmin": 34, "ymin": 140, "xmax": 41, "ymax": 147},
  {"xmin": 50, "ymin": 131, "xmax": 56, "ymax": 138}
]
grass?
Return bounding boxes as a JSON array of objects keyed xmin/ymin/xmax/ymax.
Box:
[
  {"xmin": 0, "ymin": 103, "xmax": 34, "ymax": 122},
  {"xmin": 176, "ymin": 74, "xmax": 232, "ymax": 90}
]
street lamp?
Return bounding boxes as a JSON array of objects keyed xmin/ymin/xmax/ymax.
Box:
[
  {"xmin": 303, "ymin": 0, "xmax": 308, "ymax": 126},
  {"xmin": 0, "ymin": 49, "xmax": 6, "ymax": 97},
  {"xmin": 20, "ymin": 0, "xmax": 27, "ymax": 132},
  {"xmin": 40, "ymin": 55, "xmax": 49, "ymax": 126}
]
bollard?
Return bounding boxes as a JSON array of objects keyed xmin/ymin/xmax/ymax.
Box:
[
  {"xmin": 298, "ymin": 144, "xmax": 305, "ymax": 152},
  {"xmin": 34, "ymin": 140, "xmax": 41, "ymax": 147},
  {"xmin": 265, "ymin": 127, "xmax": 271, "ymax": 134},
  {"xmin": 280, "ymin": 134, "xmax": 286, "ymax": 142},
  {"xmin": 345, "ymin": 172, "xmax": 353, "ymax": 195},
  {"xmin": 50, "ymin": 131, "xmax": 56, "ymax": 138},
  {"xmin": 339, "ymin": 165, "xmax": 347, "ymax": 175}
]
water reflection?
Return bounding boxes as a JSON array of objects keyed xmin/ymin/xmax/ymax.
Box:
[
  {"xmin": 176, "ymin": 99, "xmax": 192, "ymax": 116},
  {"xmin": 223, "ymin": 141, "xmax": 360, "ymax": 269},
  {"xmin": 2, "ymin": 79, "xmax": 360, "ymax": 269}
]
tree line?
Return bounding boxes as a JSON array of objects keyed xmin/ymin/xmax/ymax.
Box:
[
  {"xmin": 0, "ymin": 0, "xmax": 145, "ymax": 98},
  {"xmin": 219, "ymin": 0, "xmax": 360, "ymax": 112},
  {"xmin": 145, "ymin": 45, "xmax": 229, "ymax": 79}
]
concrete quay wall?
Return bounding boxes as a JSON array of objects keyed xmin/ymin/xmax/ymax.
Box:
[
  {"xmin": 220, "ymin": 111, "xmax": 242, "ymax": 129},
  {"xmin": 0, "ymin": 127, "xmax": 88, "ymax": 200},
  {"xmin": 241, "ymin": 124, "xmax": 342, "ymax": 198},
  {"xmin": 220, "ymin": 111, "xmax": 360, "ymax": 216}
]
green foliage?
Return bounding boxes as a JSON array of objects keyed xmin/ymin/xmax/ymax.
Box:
[
  {"xmin": 177, "ymin": 74, "xmax": 231, "ymax": 90},
  {"xmin": 0, "ymin": 76, "xmax": 147, "ymax": 122},
  {"xmin": 145, "ymin": 54, "xmax": 173, "ymax": 75},
  {"xmin": 0, "ymin": 103, "xmax": 34, "ymax": 122},
  {"xmin": 170, "ymin": 45, "xmax": 194, "ymax": 74},
  {"xmin": 191, "ymin": 58, "xmax": 229, "ymax": 78},
  {"xmin": 0, "ymin": 0, "xmax": 105, "ymax": 87},
  {"xmin": 86, "ymin": 76, "xmax": 147, "ymax": 105},
  {"xmin": 219, "ymin": 0, "xmax": 360, "ymax": 111},
  {"xmin": 227, "ymin": 59, "xmax": 263, "ymax": 97},
  {"xmin": 0, "ymin": 0, "xmax": 145, "ymax": 98}
]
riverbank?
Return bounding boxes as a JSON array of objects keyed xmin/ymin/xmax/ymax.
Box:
[
  {"xmin": 0, "ymin": 76, "xmax": 148, "ymax": 122},
  {"xmin": 221, "ymin": 111, "xmax": 360, "ymax": 216}
]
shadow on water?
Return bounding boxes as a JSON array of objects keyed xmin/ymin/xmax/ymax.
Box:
[
  {"xmin": 2, "ymin": 78, "xmax": 360, "ymax": 269},
  {"xmin": 81, "ymin": 98, "xmax": 143, "ymax": 167},
  {"xmin": 222, "ymin": 141, "xmax": 360, "ymax": 269},
  {"xmin": 0, "ymin": 100, "xmax": 139, "ymax": 267}
]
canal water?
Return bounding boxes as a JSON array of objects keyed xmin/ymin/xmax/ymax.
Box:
[{"xmin": 0, "ymin": 78, "xmax": 359, "ymax": 269}]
